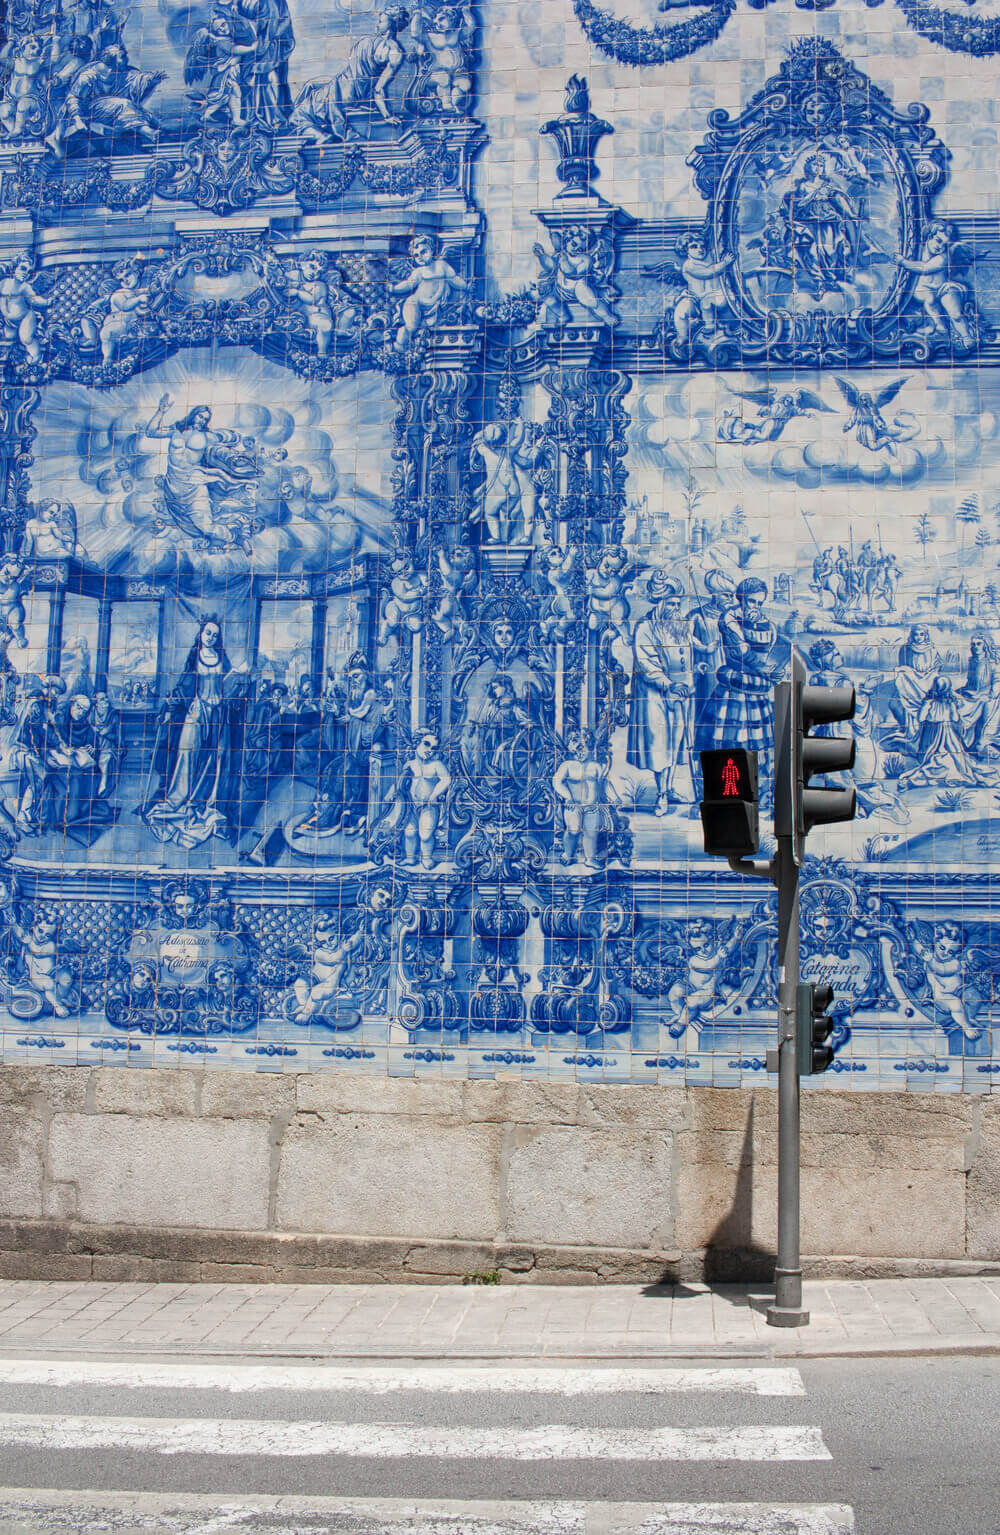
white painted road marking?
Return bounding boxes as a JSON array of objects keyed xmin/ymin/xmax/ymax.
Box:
[
  {"xmin": 0, "ymin": 1360, "xmax": 806, "ymax": 1397},
  {"xmin": 0, "ymin": 1491, "xmax": 857, "ymax": 1534},
  {"xmin": 0, "ymin": 1412, "xmax": 832, "ymax": 1460}
]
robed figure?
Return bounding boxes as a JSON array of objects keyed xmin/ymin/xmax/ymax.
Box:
[{"xmin": 142, "ymin": 619, "xmax": 242, "ymax": 849}]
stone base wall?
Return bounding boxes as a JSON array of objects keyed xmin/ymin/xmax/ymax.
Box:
[{"xmin": 2, "ymin": 1066, "xmax": 999, "ymax": 1284}]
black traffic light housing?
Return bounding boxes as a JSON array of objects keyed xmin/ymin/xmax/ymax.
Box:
[
  {"xmin": 796, "ymin": 981, "xmax": 836, "ymax": 1075},
  {"xmin": 776, "ymin": 651, "xmax": 857, "ymax": 864},
  {"xmin": 698, "ymin": 748, "xmax": 759, "ymax": 857}
]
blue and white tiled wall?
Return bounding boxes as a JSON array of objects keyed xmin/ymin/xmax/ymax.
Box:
[{"xmin": 0, "ymin": 0, "xmax": 999, "ymax": 1092}]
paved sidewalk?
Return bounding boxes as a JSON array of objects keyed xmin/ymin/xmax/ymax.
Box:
[{"xmin": 1, "ymin": 1277, "xmax": 1000, "ymax": 1359}]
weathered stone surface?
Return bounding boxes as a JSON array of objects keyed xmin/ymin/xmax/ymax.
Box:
[
  {"xmin": 275, "ymin": 1118, "xmax": 503, "ymax": 1239},
  {"xmin": 754, "ymin": 1166, "xmax": 967, "ymax": 1259},
  {"xmin": 673, "ymin": 1159, "xmax": 756, "ymax": 1254},
  {"xmin": 200, "ymin": 1072, "xmax": 296, "ymax": 1120},
  {"xmin": 91, "ymin": 1069, "xmax": 199, "ymax": 1118},
  {"xmin": 967, "ymin": 1099, "xmax": 1000, "ymax": 1258},
  {"xmin": 579, "ymin": 1085, "xmax": 690, "ymax": 1131},
  {"xmin": 0, "ymin": 1067, "xmax": 88, "ymax": 1113},
  {"xmin": 0, "ymin": 1109, "xmax": 45, "ymax": 1219},
  {"xmin": 504, "ymin": 1125, "xmax": 673, "ymax": 1249},
  {"xmin": 46, "ymin": 1115, "xmax": 271, "ymax": 1230},
  {"xmin": 462, "ymin": 1080, "xmax": 583, "ymax": 1126},
  {"xmin": 295, "ymin": 1076, "xmax": 464, "ymax": 1120}
]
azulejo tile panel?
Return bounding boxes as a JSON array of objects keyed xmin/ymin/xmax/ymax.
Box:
[{"xmin": 0, "ymin": 0, "xmax": 998, "ymax": 1090}]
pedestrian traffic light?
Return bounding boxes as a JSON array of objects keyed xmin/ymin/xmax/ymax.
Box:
[
  {"xmin": 775, "ymin": 651, "xmax": 857, "ymax": 863},
  {"xmin": 796, "ymin": 981, "xmax": 836, "ymax": 1075},
  {"xmin": 699, "ymin": 748, "xmax": 759, "ymax": 857}
]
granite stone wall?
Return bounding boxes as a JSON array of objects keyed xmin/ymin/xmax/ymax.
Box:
[{"xmin": 2, "ymin": 1067, "xmax": 999, "ymax": 1280}]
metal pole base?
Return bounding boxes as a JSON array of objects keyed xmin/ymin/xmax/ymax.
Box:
[{"xmin": 766, "ymin": 1304, "xmax": 810, "ymax": 1328}]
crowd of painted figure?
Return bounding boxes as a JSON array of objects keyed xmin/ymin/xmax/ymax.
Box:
[
  {"xmin": 624, "ymin": 571, "xmax": 1000, "ymax": 821},
  {"xmin": 0, "ymin": 0, "xmax": 476, "ymax": 153}
]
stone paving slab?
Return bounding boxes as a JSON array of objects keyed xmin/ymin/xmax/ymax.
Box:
[{"xmin": 1, "ymin": 1278, "xmax": 1000, "ymax": 1359}]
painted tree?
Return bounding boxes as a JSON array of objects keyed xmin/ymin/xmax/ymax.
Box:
[{"xmin": 914, "ymin": 512, "xmax": 937, "ymax": 557}]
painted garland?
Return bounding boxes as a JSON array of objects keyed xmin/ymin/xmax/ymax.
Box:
[
  {"xmin": 572, "ymin": 0, "xmax": 1000, "ymax": 64},
  {"xmin": 571, "ymin": 0, "xmax": 738, "ymax": 67}
]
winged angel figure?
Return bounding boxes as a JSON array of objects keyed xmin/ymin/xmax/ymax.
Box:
[
  {"xmin": 835, "ymin": 377, "xmax": 918, "ymax": 456},
  {"xmin": 718, "ymin": 385, "xmax": 835, "ymax": 445}
]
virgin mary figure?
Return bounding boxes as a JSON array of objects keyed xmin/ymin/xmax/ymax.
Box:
[{"xmin": 142, "ymin": 618, "xmax": 241, "ymax": 849}]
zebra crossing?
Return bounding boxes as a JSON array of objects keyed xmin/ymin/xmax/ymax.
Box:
[{"xmin": 0, "ymin": 1359, "xmax": 856, "ymax": 1534}]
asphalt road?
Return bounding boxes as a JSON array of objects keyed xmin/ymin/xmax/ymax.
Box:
[{"xmin": 0, "ymin": 1354, "xmax": 994, "ymax": 1534}]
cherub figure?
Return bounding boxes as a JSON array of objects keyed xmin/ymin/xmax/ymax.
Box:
[
  {"xmin": 534, "ymin": 224, "xmax": 618, "ymax": 328},
  {"xmin": 20, "ymin": 499, "xmax": 78, "ymax": 560},
  {"xmin": 644, "ymin": 234, "xmax": 734, "ymax": 346},
  {"xmin": 0, "ymin": 556, "xmax": 27, "ymax": 650},
  {"xmin": 469, "ymin": 419, "xmax": 542, "ymax": 544},
  {"xmin": 911, "ymin": 922, "xmax": 981, "ymax": 1044},
  {"xmin": 391, "ymin": 233, "xmax": 468, "ymax": 350},
  {"xmin": 552, "ymin": 728, "xmax": 620, "ymax": 868},
  {"xmin": 538, "ymin": 545, "xmax": 579, "ymax": 643},
  {"xmin": 371, "ymin": 730, "xmax": 451, "ymax": 869},
  {"xmin": 77, "ymin": 259, "xmax": 164, "ymax": 364},
  {"xmin": 0, "ymin": 34, "xmax": 51, "ymax": 140},
  {"xmin": 666, "ymin": 917, "xmax": 741, "ymax": 1039},
  {"xmin": 0, "ymin": 254, "xmax": 51, "ymax": 364},
  {"xmin": 291, "ymin": 885, "xmax": 393, "ymax": 1020},
  {"xmin": 12, "ymin": 913, "xmax": 75, "ymax": 1017},
  {"xmin": 586, "ymin": 545, "xmax": 637, "ymax": 647},
  {"xmin": 896, "ymin": 221, "xmax": 976, "ymax": 351},
  {"xmin": 433, "ymin": 545, "xmax": 475, "ymax": 640},
  {"xmin": 284, "ymin": 252, "xmax": 350, "ymax": 357},
  {"xmin": 377, "ymin": 554, "xmax": 428, "ymax": 646},
  {"xmin": 410, "ymin": 4, "xmax": 474, "ymax": 114}
]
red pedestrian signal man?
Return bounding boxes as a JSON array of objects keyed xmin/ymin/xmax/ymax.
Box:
[{"xmin": 722, "ymin": 756, "xmax": 740, "ymax": 797}]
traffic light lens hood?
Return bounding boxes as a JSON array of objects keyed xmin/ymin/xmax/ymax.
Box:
[
  {"xmin": 801, "ymin": 683, "xmax": 856, "ymax": 727},
  {"xmin": 801, "ymin": 736, "xmax": 856, "ymax": 776}
]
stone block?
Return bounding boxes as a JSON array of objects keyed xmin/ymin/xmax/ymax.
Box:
[
  {"xmin": 201, "ymin": 1072, "xmax": 296, "ymax": 1120},
  {"xmin": 275, "ymin": 1117, "xmax": 502, "ymax": 1239},
  {"xmin": 750, "ymin": 1165, "xmax": 967, "ymax": 1258},
  {"xmin": 579, "ymin": 1085, "xmax": 690, "ymax": 1130},
  {"xmin": 967, "ymin": 1099, "xmax": 1000, "ymax": 1258},
  {"xmin": 295, "ymin": 1075, "xmax": 464, "ymax": 1120},
  {"xmin": 0, "ymin": 1066, "xmax": 89, "ymax": 1113},
  {"xmin": 673, "ymin": 1158, "xmax": 755, "ymax": 1254},
  {"xmin": 92, "ymin": 1069, "xmax": 199, "ymax": 1117},
  {"xmin": 46, "ymin": 1115, "xmax": 271, "ymax": 1231},
  {"xmin": 0, "ymin": 1109, "xmax": 45, "ymax": 1219},
  {"xmin": 504, "ymin": 1125, "xmax": 673, "ymax": 1249},
  {"xmin": 686, "ymin": 1088, "xmax": 758, "ymax": 1134},
  {"xmin": 462, "ymin": 1080, "xmax": 583, "ymax": 1126}
]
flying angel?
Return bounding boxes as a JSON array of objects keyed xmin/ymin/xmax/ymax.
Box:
[
  {"xmin": 718, "ymin": 385, "xmax": 836, "ymax": 445},
  {"xmin": 835, "ymin": 377, "xmax": 918, "ymax": 455}
]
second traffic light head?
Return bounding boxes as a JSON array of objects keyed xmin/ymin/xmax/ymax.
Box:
[{"xmin": 798, "ymin": 680, "xmax": 857, "ymax": 841}]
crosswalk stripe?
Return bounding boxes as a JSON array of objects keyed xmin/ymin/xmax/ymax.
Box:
[
  {"xmin": 0, "ymin": 1412, "xmax": 832, "ymax": 1461},
  {"xmin": 0, "ymin": 1491, "xmax": 857, "ymax": 1534},
  {"xmin": 0, "ymin": 1360, "xmax": 805, "ymax": 1397}
]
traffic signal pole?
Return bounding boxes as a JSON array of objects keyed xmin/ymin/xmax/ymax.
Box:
[
  {"xmin": 766, "ymin": 670, "xmax": 809, "ymax": 1326},
  {"xmin": 719, "ymin": 654, "xmax": 855, "ymax": 1327},
  {"xmin": 769, "ymin": 827, "xmax": 808, "ymax": 1326}
]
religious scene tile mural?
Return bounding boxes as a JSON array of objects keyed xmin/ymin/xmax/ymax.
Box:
[{"xmin": 1, "ymin": 0, "xmax": 1000, "ymax": 1089}]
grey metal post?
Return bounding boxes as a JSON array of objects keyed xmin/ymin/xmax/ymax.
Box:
[
  {"xmin": 767, "ymin": 833, "xmax": 807, "ymax": 1325},
  {"xmin": 767, "ymin": 668, "xmax": 809, "ymax": 1328}
]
